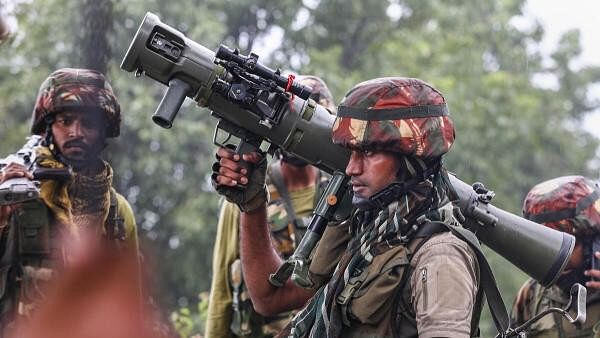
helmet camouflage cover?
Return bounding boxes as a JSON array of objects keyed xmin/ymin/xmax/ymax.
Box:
[
  {"xmin": 331, "ymin": 77, "xmax": 455, "ymax": 158},
  {"xmin": 523, "ymin": 175, "xmax": 600, "ymax": 235},
  {"xmin": 296, "ymin": 75, "xmax": 337, "ymax": 114},
  {"xmin": 31, "ymin": 68, "xmax": 121, "ymax": 137}
]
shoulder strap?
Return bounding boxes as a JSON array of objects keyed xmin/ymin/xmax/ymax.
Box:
[
  {"xmin": 393, "ymin": 221, "xmax": 489, "ymax": 338},
  {"xmin": 106, "ymin": 188, "xmax": 125, "ymax": 241},
  {"xmin": 268, "ymin": 161, "xmax": 301, "ymax": 230},
  {"xmin": 443, "ymin": 223, "xmax": 510, "ymax": 336}
]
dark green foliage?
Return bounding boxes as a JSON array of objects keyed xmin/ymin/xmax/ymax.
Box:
[{"xmin": 0, "ymin": 1, "xmax": 598, "ymax": 336}]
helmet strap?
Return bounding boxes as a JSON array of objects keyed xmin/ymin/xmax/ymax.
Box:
[
  {"xmin": 369, "ymin": 166, "xmax": 438, "ymax": 209},
  {"xmin": 352, "ymin": 159, "xmax": 441, "ymax": 211},
  {"xmin": 42, "ymin": 119, "xmax": 54, "ymax": 150},
  {"xmin": 352, "ymin": 156, "xmax": 442, "ymax": 211},
  {"xmin": 42, "ymin": 118, "xmax": 71, "ymax": 167}
]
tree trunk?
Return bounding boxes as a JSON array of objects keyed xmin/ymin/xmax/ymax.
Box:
[{"xmin": 76, "ymin": 0, "xmax": 112, "ymax": 74}]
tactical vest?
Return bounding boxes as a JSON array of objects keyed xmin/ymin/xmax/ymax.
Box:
[
  {"xmin": 0, "ymin": 188, "xmax": 125, "ymax": 335},
  {"xmin": 332, "ymin": 206, "xmax": 484, "ymax": 338},
  {"xmin": 229, "ymin": 163, "xmax": 327, "ymax": 337}
]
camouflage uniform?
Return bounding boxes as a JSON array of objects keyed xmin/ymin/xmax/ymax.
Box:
[
  {"xmin": 512, "ymin": 176, "xmax": 600, "ymax": 338},
  {"xmin": 205, "ymin": 75, "xmax": 336, "ymax": 338},
  {"xmin": 0, "ymin": 68, "xmax": 140, "ymax": 335},
  {"xmin": 285, "ymin": 77, "xmax": 481, "ymax": 338}
]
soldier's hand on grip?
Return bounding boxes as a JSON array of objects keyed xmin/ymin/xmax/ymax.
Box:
[
  {"xmin": 211, "ymin": 147, "xmax": 268, "ymax": 212},
  {"xmin": 0, "ymin": 163, "xmax": 32, "ymax": 229},
  {"xmin": 0, "ymin": 163, "xmax": 34, "ymax": 183}
]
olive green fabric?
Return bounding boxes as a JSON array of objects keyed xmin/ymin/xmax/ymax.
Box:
[
  {"xmin": 205, "ymin": 182, "xmax": 318, "ymax": 338},
  {"xmin": 206, "ymin": 201, "xmax": 239, "ymax": 338},
  {"xmin": 512, "ymin": 279, "xmax": 600, "ymax": 338},
  {"xmin": 114, "ymin": 192, "xmax": 140, "ymax": 251}
]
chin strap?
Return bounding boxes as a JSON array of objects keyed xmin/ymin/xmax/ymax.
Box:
[
  {"xmin": 42, "ymin": 122, "xmax": 75, "ymax": 169},
  {"xmin": 365, "ymin": 163, "xmax": 440, "ymax": 210}
]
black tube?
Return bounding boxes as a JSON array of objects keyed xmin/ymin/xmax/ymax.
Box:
[{"xmin": 152, "ymin": 78, "xmax": 192, "ymax": 129}]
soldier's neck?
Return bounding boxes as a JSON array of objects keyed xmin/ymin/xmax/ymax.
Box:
[
  {"xmin": 280, "ymin": 161, "xmax": 319, "ymax": 191},
  {"xmin": 71, "ymin": 157, "xmax": 105, "ymax": 176}
]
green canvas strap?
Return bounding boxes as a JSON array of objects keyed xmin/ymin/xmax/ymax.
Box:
[
  {"xmin": 268, "ymin": 161, "xmax": 306, "ymax": 247},
  {"xmin": 444, "ymin": 223, "xmax": 510, "ymax": 335},
  {"xmin": 106, "ymin": 188, "xmax": 125, "ymax": 241},
  {"xmin": 338, "ymin": 104, "xmax": 449, "ymax": 120}
]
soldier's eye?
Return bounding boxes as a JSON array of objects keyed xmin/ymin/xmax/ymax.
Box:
[
  {"xmin": 81, "ymin": 118, "xmax": 96, "ymax": 129},
  {"xmin": 57, "ymin": 118, "xmax": 72, "ymax": 125}
]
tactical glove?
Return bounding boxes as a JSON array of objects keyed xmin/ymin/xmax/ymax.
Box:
[{"xmin": 211, "ymin": 155, "xmax": 269, "ymax": 212}]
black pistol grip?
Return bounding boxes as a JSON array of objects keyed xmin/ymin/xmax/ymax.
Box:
[{"xmin": 33, "ymin": 167, "xmax": 73, "ymax": 182}]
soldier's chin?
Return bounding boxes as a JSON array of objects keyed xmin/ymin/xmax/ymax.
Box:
[
  {"xmin": 62, "ymin": 153, "xmax": 89, "ymax": 169},
  {"xmin": 63, "ymin": 147, "xmax": 86, "ymax": 157},
  {"xmin": 63, "ymin": 152, "xmax": 86, "ymax": 162}
]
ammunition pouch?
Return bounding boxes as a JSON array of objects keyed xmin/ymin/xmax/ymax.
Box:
[
  {"xmin": 0, "ymin": 199, "xmax": 52, "ymax": 331},
  {"xmin": 16, "ymin": 200, "xmax": 51, "ymax": 258},
  {"xmin": 0, "ymin": 214, "xmax": 18, "ymax": 333}
]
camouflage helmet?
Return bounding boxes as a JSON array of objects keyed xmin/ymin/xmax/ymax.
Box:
[
  {"xmin": 31, "ymin": 68, "xmax": 121, "ymax": 137},
  {"xmin": 523, "ymin": 176, "xmax": 600, "ymax": 236},
  {"xmin": 331, "ymin": 77, "xmax": 454, "ymax": 158},
  {"xmin": 296, "ymin": 75, "xmax": 337, "ymax": 114}
]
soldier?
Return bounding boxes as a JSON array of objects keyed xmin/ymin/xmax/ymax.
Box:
[
  {"xmin": 213, "ymin": 77, "xmax": 482, "ymax": 337},
  {"xmin": 512, "ymin": 175, "xmax": 600, "ymax": 337},
  {"xmin": 0, "ymin": 68, "xmax": 141, "ymax": 335},
  {"xmin": 205, "ymin": 76, "xmax": 337, "ymax": 338}
]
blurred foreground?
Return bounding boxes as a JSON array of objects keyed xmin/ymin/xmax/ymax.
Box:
[{"xmin": 7, "ymin": 232, "xmax": 175, "ymax": 338}]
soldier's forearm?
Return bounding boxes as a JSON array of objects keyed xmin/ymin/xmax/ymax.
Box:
[
  {"xmin": 239, "ymin": 206, "xmax": 281, "ymax": 305},
  {"xmin": 239, "ymin": 206, "xmax": 312, "ymax": 315}
]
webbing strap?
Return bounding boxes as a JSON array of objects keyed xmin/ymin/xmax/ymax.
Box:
[
  {"xmin": 106, "ymin": 188, "xmax": 125, "ymax": 241},
  {"xmin": 268, "ymin": 162, "xmax": 303, "ymax": 244},
  {"xmin": 445, "ymin": 224, "xmax": 510, "ymax": 335},
  {"xmin": 337, "ymin": 104, "xmax": 449, "ymax": 120}
]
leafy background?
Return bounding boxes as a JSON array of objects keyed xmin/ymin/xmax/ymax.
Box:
[{"xmin": 1, "ymin": 0, "xmax": 599, "ymax": 336}]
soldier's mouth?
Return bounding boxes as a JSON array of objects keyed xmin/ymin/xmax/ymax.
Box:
[
  {"xmin": 64, "ymin": 142, "xmax": 88, "ymax": 152},
  {"xmin": 66, "ymin": 146, "xmax": 84, "ymax": 151},
  {"xmin": 352, "ymin": 185, "xmax": 369, "ymax": 198}
]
